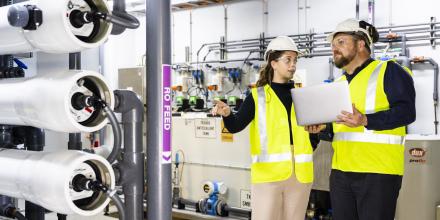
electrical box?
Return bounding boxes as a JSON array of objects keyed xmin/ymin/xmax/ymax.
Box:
[
  {"xmin": 118, "ymin": 67, "xmax": 146, "ymax": 147},
  {"xmin": 118, "ymin": 67, "xmax": 146, "ymax": 104}
]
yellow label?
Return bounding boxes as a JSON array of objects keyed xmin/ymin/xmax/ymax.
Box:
[{"xmin": 221, "ymin": 120, "xmax": 233, "ymax": 142}]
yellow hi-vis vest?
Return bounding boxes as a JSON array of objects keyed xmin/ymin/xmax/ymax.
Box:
[
  {"xmin": 332, "ymin": 60, "xmax": 409, "ymax": 175},
  {"xmin": 249, "ymin": 85, "xmax": 314, "ymax": 183}
]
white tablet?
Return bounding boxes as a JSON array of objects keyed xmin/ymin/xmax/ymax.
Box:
[{"xmin": 291, "ymin": 81, "xmax": 353, "ymax": 126}]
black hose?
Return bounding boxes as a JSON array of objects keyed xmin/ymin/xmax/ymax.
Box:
[
  {"xmin": 107, "ymin": 11, "xmax": 140, "ymax": 29},
  {"xmin": 106, "ymin": 191, "xmax": 126, "ymax": 220},
  {"xmin": 103, "ymin": 104, "xmax": 122, "ymax": 164},
  {"xmin": 14, "ymin": 211, "xmax": 26, "ymax": 220},
  {"xmin": 91, "ymin": 11, "xmax": 139, "ymax": 30}
]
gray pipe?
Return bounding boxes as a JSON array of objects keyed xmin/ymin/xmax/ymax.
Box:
[
  {"xmin": 111, "ymin": 0, "xmax": 127, "ymax": 35},
  {"xmin": 104, "ymin": 105, "xmax": 122, "ymax": 165},
  {"xmin": 368, "ymin": 0, "xmax": 375, "ymax": 25},
  {"xmin": 147, "ymin": 0, "xmax": 172, "ymax": 220},
  {"xmin": 328, "ymin": 58, "xmax": 335, "ymax": 81},
  {"xmin": 425, "ymin": 58, "xmax": 439, "ymax": 134},
  {"xmin": 113, "ymin": 90, "xmax": 144, "ymax": 220},
  {"xmin": 23, "ymin": 127, "xmax": 45, "ymax": 220},
  {"xmin": 106, "ymin": 191, "xmax": 126, "ymax": 220},
  {"xmin": 356, "ymin": 0, "xmax": 359, "ymax": 19},
  {"xmin": 377, "ymin": 21, "xmax": 440, "ymax": 30},
  {"xmin": 393, "ymin": 34, "xmax": 412, "ymax": 69}
]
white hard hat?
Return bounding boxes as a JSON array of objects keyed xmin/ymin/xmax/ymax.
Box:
[
  {"xmin": 327, "ymin": 18, "xmax": 374, "ymax": 45},
  {"xmin": 264, "ymin": 36, "xmax": 300, "ymax": 61}
]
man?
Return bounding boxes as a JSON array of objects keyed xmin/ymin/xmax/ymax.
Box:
[{"xmin": 306, "ymin": 18, "xmax": 416, "ymax": 220}]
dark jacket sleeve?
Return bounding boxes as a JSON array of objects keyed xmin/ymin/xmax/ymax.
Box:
[
  {"xmin": 222, "ymin": 93, "xmax": 255, "ymax": 133},
  {"xmin": 365, "ymin": 61, "xmax": 416, "ymax": 130},
  {"xmin": 317, "ymin": 123, "xmax": 334, "ymax": 142}
]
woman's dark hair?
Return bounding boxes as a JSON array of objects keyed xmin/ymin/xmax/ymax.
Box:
[{"xmin": 256, "ymin": 51, "xmax": 284, "ymax": 87}]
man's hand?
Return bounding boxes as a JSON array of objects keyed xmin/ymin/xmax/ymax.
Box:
[
  {"xmin": 211, "ymin": 100, "xmax": 231, "ymax": 117},
  {"xmin": 336, "ymin": 104, "xmax": 368, "ymax": 127},
  {"xmin": 305, "ymin": 124, "xmax": 326, "ymax": 134}
]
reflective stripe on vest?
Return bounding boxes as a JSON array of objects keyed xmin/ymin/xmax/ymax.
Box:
[
  {"xmin": 294, "ymin": 154, "xmax": 313, "ymax": 163},
  {"xmin": 252, "ymin": 152, "xmax": 291, "ymax": 163},
  {"xmin": 257, "ymin": 87, "xmax": 268, "ymax": 155},
  {"xmin": 252, "ymin": 153, "xmax": 313, "ymax": 163},
  {"xmin": 334, "ymin": 132, "xmax": 405, "ymax": 145},
  {"xmin": 365, "ymin": 61, "xmax": 384, "ymax": 114},
  {"xmin": 253, "ymin": 86, "xmax": 291, "ymax": 164}
]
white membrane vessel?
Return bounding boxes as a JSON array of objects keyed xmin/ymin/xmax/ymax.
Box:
[
  {"xmin": 0, "ymin": 149, "xmax": 115, "ymax": 216},
  {"xmin": 0, "ymin": 0, "xmax": 112, "ymax": 54},
  {"xmin": 0, "ymin": 70, "xmax": 114, "ymax": 132}
]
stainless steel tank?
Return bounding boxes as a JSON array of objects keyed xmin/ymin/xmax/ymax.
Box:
[{"xmin": 396, "ymin": 134, "xmax": 440, "ymax": 220}]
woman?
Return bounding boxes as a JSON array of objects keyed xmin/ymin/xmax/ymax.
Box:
[{"xmin": 211, "ymin": 36, "xmax": 314, "ymax": 220}]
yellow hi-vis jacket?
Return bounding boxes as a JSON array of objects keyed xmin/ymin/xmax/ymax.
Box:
[
  {"xmin": 249, "ymin": 85, "xmax": 314, "ymax": 183},
  {"xmin": 332, "ymin": 60, "xmax": 409, "ymax": 175}
]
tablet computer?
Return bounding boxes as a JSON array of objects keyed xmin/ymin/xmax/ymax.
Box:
[{"xmin": 291, "ymin": 81, "xmax": 353, "ymax": 126}]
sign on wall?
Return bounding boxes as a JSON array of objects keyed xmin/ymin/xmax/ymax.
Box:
[
  {"xmin": 194, "ymin": 118, "xmax": 216, "ymax": 138},
  {"xmin": 240, "ymin": 189, "xmax": 251, "ymax": 209}
]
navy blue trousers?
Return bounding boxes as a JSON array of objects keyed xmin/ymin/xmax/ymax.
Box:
[{"xmin": 330, "ymin": 169, "xmax": 402, "ymax": 220}]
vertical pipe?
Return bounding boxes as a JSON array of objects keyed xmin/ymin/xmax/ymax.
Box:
[
  {"xmin": 297, "ymin": 0, "xmax": 300, "ymax": 34},
  {"xmin": 368, "ymin": 0, "xmax": 375, "ymax": 25},
  {"xmin": 69, "ymin": 53, "xmax": 81, "ymax": 70},
  {"xmin": 328, "ymin": 58, "xmax": 335, "ymax": 81},
  {"xmin": 0, "ymin": 2, "xmax": 17, "ymax": 217},
  {"xmin": 114, "ymin": 90, "xmax": 145, "ymax": 220},
  {"xmin": 224, "ymin": 5, "xmax": 228, "ymax": 60},
  {"xmin": 189, "ymin": 10, "xmax": 193, "ymax": 63},
  {"xmin": 388, "ymin": 0, "xmax": 393, "ymax": 26},
  {"xmin": 24, "ymin": 127, "xmax": 45, "ymax": 220},
  {"xmin": 304, "ymin": 0, "xmax": 308, "ymax": 33},
  {"xmin": 356, "ymin": 0, "xmax": 360, "ymax": 19},
  {"xmin": 220, "ymin": 36, "xmax": 226, "ymax": 61},
  {"xmin": 368, "ymin": 0, "xmax": 375, "ymax": 56},
  {"xmin": 25, "ymin": 202, "xmax": 45, "ymax": 220},
  {"xmin": 146, "ymin": 0, "xmax": 172, "ymax": 219},
  {"xmin": 185, "ymin": 47, "xmax": 190, "ymax": 63},
  {"xmin": 68, "ymin": 52, "xmax": 82, "ymax": 151},
  {"xmin": 57, "ymin": 214, "xmax": 67, "ymax": 220},
  {"xmin": 262, "ymin": 0, "xmax": 268, "ymax": 35}
]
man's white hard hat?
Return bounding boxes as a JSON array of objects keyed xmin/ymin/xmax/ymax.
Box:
[
  {"xmin": 264, "ymin": 36, "xmax": 301, "ymax": 61},
  {"xmin": 327, "ymin": 18, "xmax": 373, "ymax": 45}
]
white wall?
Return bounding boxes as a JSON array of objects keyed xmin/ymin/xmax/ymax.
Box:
[
  {"xmin": 19, "ymin": 0, "xmax": 440, "ymax": 209},
  {"xmin": 167, "ymin": 1, "xmax": 440, "ymax": 207},
  {"xmin": 171, "ymin": 0, "xmax": 440, "ymax": 135}
]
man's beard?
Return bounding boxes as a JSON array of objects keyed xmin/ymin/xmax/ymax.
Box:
[{"xmin": 333, "ymin": 49, "xmax": 357, "ymax": 69}]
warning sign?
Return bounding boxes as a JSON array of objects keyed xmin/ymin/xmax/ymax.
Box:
[
  {"xmin": 221, "ymin": 120, "xmax": 233, "ymax": 142},
  {"xmin": 240, "ymin": 189, "xmax": 251, "ymax": 209},
  {"xmin": 195, "ymin": 118, "xmax": 216, "ymax": 139}
]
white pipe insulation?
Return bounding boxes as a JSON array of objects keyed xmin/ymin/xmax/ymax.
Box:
[
  {"xmin": 0, "ymin": 70, "xmax": 114, "ymax": 132},
  {"xmin": 0, "ymin": 149, "xmax": 115, "ymax": 216},
  {"xmin": 0, "ymin": 0, "xmax": 112, "ymax": 55}
]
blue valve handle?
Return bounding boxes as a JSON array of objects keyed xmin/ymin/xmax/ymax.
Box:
[{"xmin": 13, "ymin": 58, "xmax": 28, "ymax": 69}]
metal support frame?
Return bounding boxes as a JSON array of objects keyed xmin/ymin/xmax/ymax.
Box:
[
  {"xmin": 68, "ymin": 52, "xmax": 83, "ymax": 151},
  {"xmin": 146, "ymin": 0, "xmax": 172, "ymax": 219},
  {"xmin": 220, "ymin": 36, "xmax": 226, "ymax": 62},
  {"xmin": 18, "ymin": 126, "xmax": 45, "ymax": 220},
  {"xmin": 114, "ymin": 90, "xmax": 145, "ymax": 220},
  {"xmin": 175, "ymin": 19, "xmax": 440, "ymax": 65},
  {"xmin": 431, "ymin": 17, "xmax": 436, "ymax": 48},
  {"xmin": 259, "ymin": 33, "xmax": 265, "ymax": 60}
]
